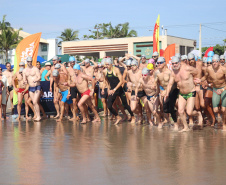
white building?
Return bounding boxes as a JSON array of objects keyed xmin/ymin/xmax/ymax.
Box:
[{"xmin": 0, "ymin": 30, "xmax": 58, "ymax": 65}]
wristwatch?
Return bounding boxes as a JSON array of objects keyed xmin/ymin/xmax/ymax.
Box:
[{"xmin": 113, "ymin": 88, "xmax": 116, "ymax": 91}]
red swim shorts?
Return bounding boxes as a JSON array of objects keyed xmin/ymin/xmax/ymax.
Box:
[
  {"xmin": 18, "ymin": 88, "xmax": 28, "ymax": 94},
  {"xmin": 81, "ymin": 89, "xmax": 91, "ymax": 97}
]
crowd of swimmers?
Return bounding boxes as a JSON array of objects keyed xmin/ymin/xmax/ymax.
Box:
[{"xmin": 1, "ymin": 51, "xmax": 226, "ymax": 132}]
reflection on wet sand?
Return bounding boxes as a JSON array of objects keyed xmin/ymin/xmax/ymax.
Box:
[{"xmin": 1, "ymin": 118, "xmax": 226, "ymax": 184}]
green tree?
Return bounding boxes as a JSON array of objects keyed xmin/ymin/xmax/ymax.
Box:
[
  {"xmin": 0, "ymin": 15, "xmax": 22, "ymax": 63},
  {"xmin": 87, "ymin": 22, "xmax": 137, "ymax": 39},
  {"xmin": 58, "ymin": 28, "xmax": 79, "ymax": 44}
]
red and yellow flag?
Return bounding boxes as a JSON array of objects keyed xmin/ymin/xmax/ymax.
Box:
[
  {"xmin": 14, "ymin": 32, "xmax": 42, "ymax": 73},
  {"xmin": 153, "ymin": 14, "xmax": 160, "ymax": 53},
  {"xmin": 163, "ymin": 44, "xmax": 175, "ymax": 70}
]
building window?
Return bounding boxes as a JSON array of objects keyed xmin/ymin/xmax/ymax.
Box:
[
  {"xmin": 187, "ymin": 47, "xmax": 194, "ymax": 54},
  {"xmin": 41, "ymin": 55, "xmax": 47, "ymax": 60},
  {"xmin": 180, "ymin": 45, "xmax": 185, "ymax": 55},
  {"xmin": 41, "ymin": 43, "xmax": 48, "ymax": 52}
]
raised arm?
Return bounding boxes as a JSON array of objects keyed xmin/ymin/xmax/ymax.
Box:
[{"xmin": 90, "ymin": 59, "xmax": 98, "ymax": 68}]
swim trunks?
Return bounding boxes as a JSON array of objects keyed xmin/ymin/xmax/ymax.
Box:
[
  {"xmin": 212, "ymin": 87, "xmax": 226, "ymax": 108},
  {"xmin": 159, "ymin": 86, "xmax": 164, "ymax": 91},
  {"xmin": 70, "ymin": 86, "xmax": 81, "ymax": 99},
  {"xmin": 81, "ymin": 89, "xmax": 91, "ymax": 97},
  {"xmin": 60, "ymin": 89, "xmax": 73, "ymax": 104},
  {"xmin": 179, "ymin": 91, "xmax": 196, "ymax": 100},
  {"xmin": 29, "ymin": 85, "xmax": 41, "ymax": 93},
  {"xmin": 18, "ymin": 88, "xmax": 28, "ymax": 94},
  {"xmin": 100, "ymin": 88, "xmax": 108, "ymax": 99},
  {"xmin": 131, "ymin": 90, "xmax": 146, "ymax": 98},
  {"xmin": 7, "ymin": 85, "xmax": 13, "ymax": 92},
  {"xmin": 147, "ymin": 94, "xmax": 159, "ymax": 101}
]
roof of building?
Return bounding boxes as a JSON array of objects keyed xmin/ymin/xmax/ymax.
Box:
[{"xmin": 17, "ymin": 30, "xmax": 48, "ymax": 43}]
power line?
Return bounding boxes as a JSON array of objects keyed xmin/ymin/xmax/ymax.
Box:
[{"xmin": 202, "ymin": 25, "xmax": 226, "ymax": 33}]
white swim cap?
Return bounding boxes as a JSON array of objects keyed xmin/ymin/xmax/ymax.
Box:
[
  {"xmin": 131, "ymin": 59, "xmax": 138, "ymax": 66},
  {"xmin": 26, "ymin": 56, "xmax": 32, "ymax": 62},
  {"xmin": 181, "ymin": 55, "xmax": 188, "ymax": 60},
  {"xmin": 212, "ymin": 54, "xmax": 220, "ymax": 62},
  {"xmin": 52, "ymin": 70, "xmax": 59, "ymax": 77},
  {"xmin": 172, "ymin": 56, "xmax": 180, "ymax": 63},
  {"xmin": 142, "ymin": 68, "xmax": 149, "ymax": 75},
  {"xmin": 55, "ymin": 63, "xmax": 61, "ymax": 69},
  {"xmin": 152, "ymin": 51, "xmax": 159, "ymax": 57},
  {"xmin": 105, "ymin": 58, "xmax": 113, "ymax": 65},
  {"xmin": 188, "ymin": 53, "xmax": 195, "ymax": 60},
  {"xmin": 157, "ymin": 57, "xmax": 165, "ymax": 63}
]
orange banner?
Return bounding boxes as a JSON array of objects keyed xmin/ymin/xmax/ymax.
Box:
[
  {"xmin": 14, "ymin": 32, "xmax": 42, "ymax": 73},
  {"xmin": 163, "ymin": 44, "xmax": 175, "ymax": 70}
]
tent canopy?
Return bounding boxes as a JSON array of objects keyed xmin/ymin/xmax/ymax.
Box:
[{"xmin": 37, "ymin": 56, "xmax": 46, "ymax": 63}]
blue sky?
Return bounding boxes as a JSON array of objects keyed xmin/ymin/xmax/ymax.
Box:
[{"xmin": 1, "ymin": 0, "xmax": 226, "ymax": 47}]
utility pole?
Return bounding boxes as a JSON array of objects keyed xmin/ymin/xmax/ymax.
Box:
[{"xmin": 199, "ymin": 24, "xmax": 202, "ymax": 57}]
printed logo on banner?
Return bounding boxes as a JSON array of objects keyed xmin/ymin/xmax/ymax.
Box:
[
  {"xmin": 41, "ymin": 91, "xmax": 53, "ymax": 102},
  {"xmin": 20, "ymin": 42, "xmax": 35, "ymax": 64}
]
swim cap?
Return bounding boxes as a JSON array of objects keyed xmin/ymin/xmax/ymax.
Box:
[
  {"xmin": 26, "ymin": 56, "xmax": 32, "ymax": 62},
  {"xmin": 171, "ymin": 56, "xmax": 180, "ymax": 63},
  {"xmin": 73, "ymin": 64, "xmax": 81, "ymax": 70},
  {"xmin": 181, "ymin": 55, "xmax": 188, "ymax": 60},
  {"xmin": 207, "ymin": 57, "xmax": 212, "ymax": 62},
  {"xmin": 147, "ymin": 63, "xmax": 154, "ymax": 70},
  {"xmin": 105, "ymin": 58, "xmax": 113, "ymax": 65},
  {"xmin": 19, "ymin": 62, "xmax": 25, "ymax": 66},
  {"xmin": 141, "ymin": 55, "xmax": 146, "ymax": 58},
  {"xmin": 19, "ymin": 67, "xmax": 24, "ymax": 73},
  {"xmin": 126, "ymin": 59, "xmax": 132, "ymax": 66},
  {"xmin": 152, "ymin": 51, "xmax": 159, "ymax": 56},
  {"xmin": 131, "ymin": 59, "xmax": 138, "ymax": 66},
  {"xmin": 188, "ymin": 53, "xmax": 195, "ymax": 60},
  {"xmin": 101, "ymin": 59, "xmax": 105, "ymax": 66},
  {"xmin": 52, "ymin": 56, "xmax": 59, "ymax": 60},
  {"xmin": 220, "ymin": 55, "xmax": 225, "ymax": 60},
  {"xmin": 69, "ymin": 56, "xmax": 75, "ymax": 62},
  {"xmin": 207, "ymin": 51, "xmax": 214, "ymax": 57},
  {"xmin": 118, "ymin": 57, "xmax": 123, "ymax": 62},
  {"xmin": 203, "ymin": 57, "xmax": 207, "ymax": 63},
  {"xmin": 52, "ymin": 70, "xmax": 59, "ymax": 77},
  {"xmin": 157, "ymin": 57, "xmax": 165, "ymax": 63},
  {"xmin": 84, "ymin": 59, "xmax": 90, "ymax": 63},
  {"xmin": 148, "ymin": 58, "xmax": 155, "ymax": 64},
  {"xmin": 142, "ymin": 68, "xmax": 149, "ymax": 74},
  {"xmin": 175, "ymin": 53, "xmax": 181, "ymax": 59},
  {"xmin": 212, "ymin": 54, "xmax": 220, "ymax": 62},
  {"xmin": 55, "ymin": 63, "xmax": 61, "ymax": 69}
]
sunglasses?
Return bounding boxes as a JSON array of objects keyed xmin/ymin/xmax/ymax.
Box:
[
  {"xmin": 220, "ymin": 59, "xmax": 225, "ymax": 60},
  {"xmin": 172, "ymin": 62, "xmax": 179, "ymax": 65},
  {"xmin": 127, "ymin": 66, "xmax": 131, "ymax": 68},
  {"xmin": 131, "ymin": 65, "xmax": 137, "ymax": 67},
  {"xmin": 142, "ymin": 74, "xmax": 148, "ymax": 77},
  {"xmin": 207, "ymin": 62, "xmax": 212, "ymax": 65},
  {"xmin": 152, "ymin": 56, "xmax": 157, "ymax": 58},
  {"xmin": 19, "ymin": 65, "xmax": 25, "ymax": 67},
  {"xmin": 27, "ymin": 61, "xmax": 32, "ymax": 63},
  {"xmin": 188, "ymin": 59, "xmax": 194, "ymax": 61},
  {"xmin": 157, "ymin": 62, "xmax": 164, "ymax": 65},
  {"xmin": 213, "ymin": 60, "xmax": 219, "ymax": 63}
]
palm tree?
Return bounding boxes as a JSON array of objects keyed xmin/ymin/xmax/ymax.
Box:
[
  {"xmin": 58, "ymin": 28, "xmax": 79, "ymax": 44},
  {"xmin": 0, "ymin": 15, "xmax": 22, "ymax": 63}
]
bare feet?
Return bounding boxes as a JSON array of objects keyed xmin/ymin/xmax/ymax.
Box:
[
  {"xmin": 16, "ymin": 116, "xmax": 21, "ymax": 121},
  {"xmin": 69, "ymin": 117, "xmax": 77, "ymax": 121},
  {"xmin": 33, "ymin": 115, "xmax": 37, "ymax": 120},
  {"xmin": 149, "ymin": 120, "xmax": 154, "ymax": 126},
  {"xmin": 114, "ymin": 116, "xmax": 122, "ymax": 125},
  {"xmin": 158, "ymin": 122, "xmax": 163, "ymax": 129},
  {"xmin": 86, "ymin": 118, "xmax": 91, "ymax": 122},
  {"xmin": 54, "ymin": 114, "xmax": 60, "ymax": 119},
  {"xmin": 179, "ymin": 127, "xmax": 190, "ymax": 132},
  {"xmin": 173, "ymin": 123, "xmax": 179, "ymax": 131},
  {"xmin": 130, "ymin": 116, "xmax": 136, "ymax": 124},
  {"xmin": 92, "ymin": 118, "xmax": 101, "ymax": 123},
  {"xmin": 56, "ymin": 118, "xmax": 62, "ymax": 122},
  {"xmin": 81, "ymin": 119, "xmax": 87, "ymax": 124},
  {"xmin": 197, "ymin": 112, "xmax": 203, "ymax": 127},
  {"xmin": 34, "ymin": 117, "xmax": 41, "ymax": 122},
  {"xmin": 122, "ymin": 115, "xmax": 128, "ymax": 121},
  {"xmin": 26, "ymin": 116, "xmax": 31, "ymax": 120},
  {"xmin": 110, "ymin": 115, "xmax": 115, "ymax": 120}
]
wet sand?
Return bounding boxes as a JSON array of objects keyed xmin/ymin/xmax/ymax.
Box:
[{"xmin": 1, "ymin": 117, "xmax": 226, "ymax": 185}]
